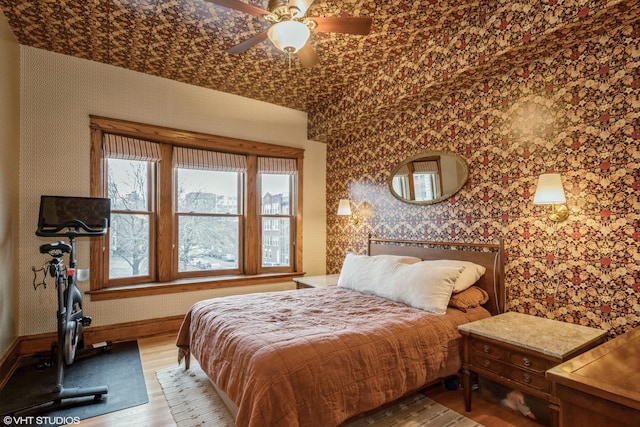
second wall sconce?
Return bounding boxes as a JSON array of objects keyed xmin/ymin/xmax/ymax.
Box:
[
  {"xmin": 337, "ymin": 199, "xmax": 359, "ymax": 225},
  {"xmin": 533, "ymin": 173, "xmax": 569, "ymax": 222}
]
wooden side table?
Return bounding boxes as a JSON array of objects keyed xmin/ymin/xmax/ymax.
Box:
[
  {"xmin": 293, "ymin": 274, "xmax": 340, "ymax": 289},
  {"xmin": 546, "ymin": 326, "xmax": 640, "ymax": 427},
  {"xmin": 458, "ymin": 312, "xmax": 607, "ymax": 427}
]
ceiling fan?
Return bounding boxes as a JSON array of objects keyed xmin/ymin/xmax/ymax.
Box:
[{"xmin": 206, "ymin": 0, "xmax": 373, "ymax": 68}]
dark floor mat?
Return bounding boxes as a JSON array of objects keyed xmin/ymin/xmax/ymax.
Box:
[{"xmin": 0, "ymin": 341, "xmax": 148, "ymax": 426}]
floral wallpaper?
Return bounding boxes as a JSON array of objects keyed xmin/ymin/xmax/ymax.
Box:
[
  {"xmin": 324, "ymin": 2, "xmax": 640, "ymax": 338},
  {"xmin": 4, "ymin": 0, "xmax": 637, "ymax": 337}
]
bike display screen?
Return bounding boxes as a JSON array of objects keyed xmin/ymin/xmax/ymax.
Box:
[{"xmin": 38, "ymin": 195, "xmax": 111, "ymax": 230}]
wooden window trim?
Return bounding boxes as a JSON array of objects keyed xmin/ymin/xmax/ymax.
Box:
[
  {"xmin": 89, "ymin": 115, "xmax": 304, "ymax": 299},
  {"xmin": 87, "ymin": 272, "xmax": 306, "ymax": 301},
  {"xmin": 257, "ymin": 172, "xmax": 296, "ymax": 274}
]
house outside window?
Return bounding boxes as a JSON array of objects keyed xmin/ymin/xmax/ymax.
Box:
[{"xmin": 259, "ymin": 158, "xmax": 295, "ymax": 270}]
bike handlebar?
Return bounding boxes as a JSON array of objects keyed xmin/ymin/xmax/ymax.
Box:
[{"xmin": 36, "ymin": 219, "xmax": 108, "ymax": 238}]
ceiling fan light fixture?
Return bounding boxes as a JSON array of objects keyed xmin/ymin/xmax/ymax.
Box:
[
  {"xmin": 288, "ymin": 0, "xmax": 310, "ymax": 18},
  {"xmin": 267, "ymin": 20, "xmax": 310, "ymax": 53}
]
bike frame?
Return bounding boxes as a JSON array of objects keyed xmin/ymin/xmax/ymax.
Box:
[
  {"xmin": 48, "ymin": 235, "xmax": 84, "ymax": 390},
  {"xmin": 1, "ymin": 219, "xmax": 110, "ymax": 416}
]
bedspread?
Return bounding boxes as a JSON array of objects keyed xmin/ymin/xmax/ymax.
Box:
[{"xmin": 176, "ymin": 287, "xmax": 490, "ymax": 427}]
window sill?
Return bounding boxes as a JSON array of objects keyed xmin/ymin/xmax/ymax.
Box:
[{"xmin": 86, "ymin": 272, "xmax": 305, "ymax": 301}]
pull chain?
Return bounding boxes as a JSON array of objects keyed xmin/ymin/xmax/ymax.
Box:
[{"xmin": 553, "ymin": 220, "xmax": 561, "ymax": 295}]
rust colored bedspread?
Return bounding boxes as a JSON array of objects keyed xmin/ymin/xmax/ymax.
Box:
[{"xmin": 176, "ymin": 287, "xmax": 490, "ymax": 427}]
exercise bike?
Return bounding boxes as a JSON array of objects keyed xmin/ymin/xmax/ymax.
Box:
[{"xmin": 2, "ymin": 196, "xmax": 111, "ymax": 416}]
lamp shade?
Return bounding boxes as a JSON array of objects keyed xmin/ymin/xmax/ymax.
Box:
[
  {"xmin": 267, "ymin": 20, "xmax": 310, "ymax": 53},
  {"xmin": 533, "ymin": 173, "xmax": 566, "ymax": 205},
  {"xmin": 337, "ymin": 199, "xmax": 352, "ymax": 215}
]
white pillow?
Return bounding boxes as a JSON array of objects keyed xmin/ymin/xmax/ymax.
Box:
[
  {"xmin": 337, "ymin": 253, "xmax": 421, "ymax": 291},
  {"xmin": 342, "ymin": 252, "xmax": 422, "ymax": 265},
  {"xmin": 374, "ymin": 254, "xmax": 422, "ymax": 264},
  {"xmin": 419, "ymin": 260, "xmax": 486, "ymax": 293},
  {"xmin": 389, "ymin": 263, "xmax": 463, "ymax": 314},
  {"xmin": 338, "ymin": 254, "xmax": 463, "ymax": 314}
]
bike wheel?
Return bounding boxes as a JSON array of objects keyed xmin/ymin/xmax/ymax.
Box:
[{"xmin": 64, "ymin": 320, "xmax": 79, "ymax": 364}]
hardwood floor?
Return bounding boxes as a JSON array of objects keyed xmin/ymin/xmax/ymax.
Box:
[
  {"xmin": 425, "ymin": 381, "xmax": 541, "ymax": 427},
  {"xmin": 76, "ymin": 334, "xmax": 541, "ymax": 427}
]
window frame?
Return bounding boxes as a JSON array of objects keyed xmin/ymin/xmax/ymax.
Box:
[
  {"xmin": 258, "ymin": 172, "xmax": 296, "ymax": 273},
  {"xmin": 105, "ymin": 158, "xmax": 157, "ymax": 285},
  {"xmin": 88, "ymin": 115, "xmax": 304, "ymax": 300},
  {"xmin": 173, "ymin": 168, "xmax": 244, "ymax": 278}
]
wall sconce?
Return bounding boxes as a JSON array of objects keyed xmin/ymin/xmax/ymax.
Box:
[
  {"xmin": 337, "ymin": 199, "xmax": 359, "ymax": 225},
  {"xmin": 533, "ymin": 173, "xmax": 569, "ymax": 222}
]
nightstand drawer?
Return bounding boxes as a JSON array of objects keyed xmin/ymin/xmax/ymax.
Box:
[
  {"xmin": 470, "ymin": 338, "xmax": 551, "ymax": 373},
  {"xmin": 470, "ymin": 355, "xmax": 548, "ymax": 393},
  {"xmin": 506, "ymin": 367, "xmax": 548, "ymax": 392},
  {"xmin": 470, "ymin": 339, "xmax": 506, "ymax": 360},
  {"xmin": 508, "ymin": 350, "xmax": 551, "ymax": 373},
  {"xmin": 470, "ymin": 353, "xmax": 505, "ymax": 376}
]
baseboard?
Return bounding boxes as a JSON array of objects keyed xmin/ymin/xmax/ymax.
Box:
[
  {"xmin": 0, "ymin": 338, "xmax": 20, "ymax": 390},
  {"xmin": 1, "ymin": 314, "xmax": 185, "ymax": 387},
  {"xmin": 83, "ymin": 314, "xmax": 185, "ymax": 347}
]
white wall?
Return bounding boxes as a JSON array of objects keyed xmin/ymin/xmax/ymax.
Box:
[
  {"xmin": 19, "ymin": 46, "xmax": 326, "ymax": 336},
  {"xmin": 0, "ymin": 12, "xmax": 20, "ymax": 359}
]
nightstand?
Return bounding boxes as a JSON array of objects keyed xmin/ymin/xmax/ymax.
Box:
[
  {"xmin": 293, "ymin": 274, "xmax": 340, "ymax": 289},
  {"xmin": 546, "ymin": 326, "xmax": 640, "ymax": 427},
  {"xmin": 458, "ymin": 312, "xmax": 607, "ymax": 427}
]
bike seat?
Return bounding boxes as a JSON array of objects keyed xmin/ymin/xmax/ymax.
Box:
[{"xmin": 39, "ymin": 241, "xmax": 72, "ymax": 254}]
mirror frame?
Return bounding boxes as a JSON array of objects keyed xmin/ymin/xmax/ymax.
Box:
[{"xmin": 388, "ymin": 150, "xmax": 469, "ymax": 205}]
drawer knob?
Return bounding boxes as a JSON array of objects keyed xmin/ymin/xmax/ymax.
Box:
[
  {"xmin": 523, "ymin": 357, "xmax": 531, "ymax": 367},
  {"xmin": 483, "ymin": 360, "xmax": 491, "ymax": 368},
  {"xmin": 523, "ymin": 373, "xmax": 531, "ymax": 383},
  {"xmin": 483, "ymin": 345, "xmax": 491, "ymax": 353}
]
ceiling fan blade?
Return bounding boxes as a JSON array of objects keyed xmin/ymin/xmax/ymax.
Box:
[
  {"xmin": 297, "ymin": 42, "xmax": 320, "ymax": 69},
  {"xmin": 227, "ymin": 30, "xmax": 269, "ymax": 54},
  {"xmin": 309, "ymin": 16, "xmax": 373, "ymax": 35},
  {"xmin": 204, "ymin": 0, "xmax": 268, "ymax": 17}
]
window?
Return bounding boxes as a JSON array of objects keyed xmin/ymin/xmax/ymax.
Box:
[
  {"xmin": 102, "ymin": 134, "xmax": 161, "ymax": 285},
  {"xmin": 89, "ymin": 116, "xmax": 304, "ymax": 299},
  {"xmin": 174, "ymin": 147, "xmax": 245, "ymax": 276},
  {"xmin": 390, "ymin": 157, "xmax": 442, "ymax": 202},
  {"xmin": 412, "ymin": 160, "xmax": 441, "ymax": 201},
  {"xmin": 108, "ymin": 158, "xmax": 154, "ymax": 282},
  {"xmin": 258, "ymin": 158, "xmax": 296, "ymax": 270}
]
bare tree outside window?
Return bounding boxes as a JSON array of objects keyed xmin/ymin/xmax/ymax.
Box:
[{"xmin": 107, "ymin": 158, "xmax": 152, "ymax": 279}]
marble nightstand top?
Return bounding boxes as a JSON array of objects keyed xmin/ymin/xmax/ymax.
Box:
[
  {"xmin": 458, "ymin": 311, "xmax": 608, "ymax": 359},
  {"xmin": 293, "ymin": 274, "xmax": 340, "ymax": 288}
]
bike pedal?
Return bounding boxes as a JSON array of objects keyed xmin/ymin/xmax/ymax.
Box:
[{"xmin": 81, "ymin": 316, "xmax": 92, "ymax": 326}]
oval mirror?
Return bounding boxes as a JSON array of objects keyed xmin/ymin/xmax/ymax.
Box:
[{"xmin": 388, "ymin": 151, "xmax": 469, "ymax": 205}]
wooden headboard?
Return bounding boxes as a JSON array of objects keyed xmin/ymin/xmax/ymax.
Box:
[{"xmin": 368, "ymin": 236, "xmax": 504, "ymax": 316}]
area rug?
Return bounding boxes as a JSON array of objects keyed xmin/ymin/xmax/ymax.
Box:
[
  {"xmin": 157, "ymin": 361, "xmax": 482, "ymax": 427},
  {"xmin": 0, "ymin": 341, "xmax": 148, "ymax": 426}
]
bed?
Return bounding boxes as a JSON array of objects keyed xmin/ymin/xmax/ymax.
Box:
[{"xmin": 176, "ymin": 237, "xmax": 504, "ymax": 427}]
